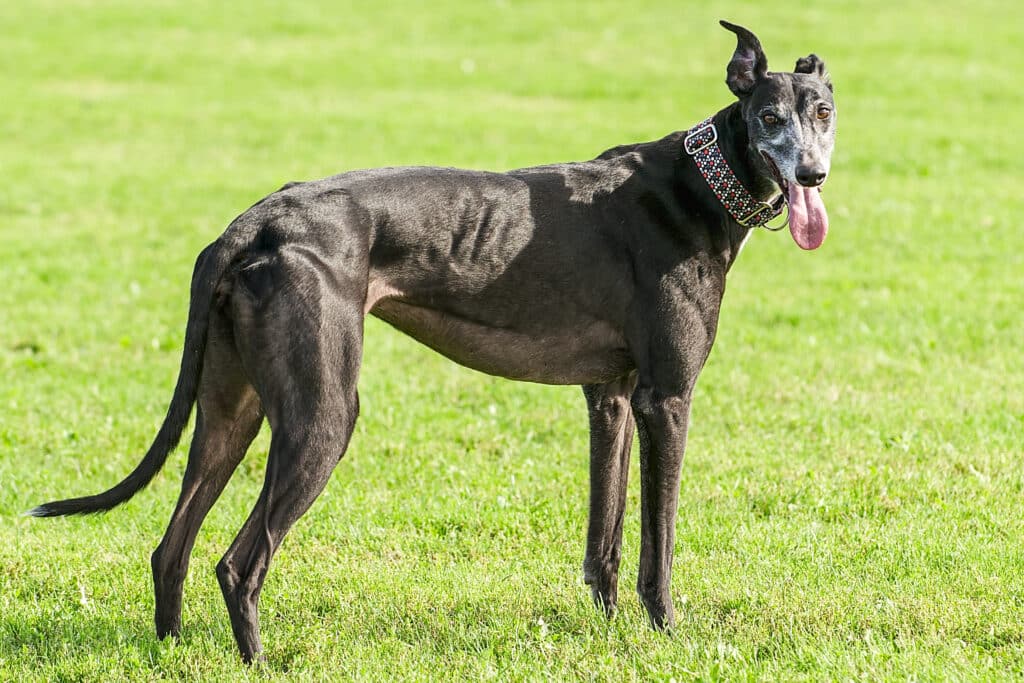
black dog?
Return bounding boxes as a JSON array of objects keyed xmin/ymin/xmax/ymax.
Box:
[{"xmin": 33, "ymin": 21, "xmax": 836, "ymax": 663}]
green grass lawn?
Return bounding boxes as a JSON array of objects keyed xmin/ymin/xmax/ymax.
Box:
[{"xmin": 2, "ymin": 0, "xmax": 1023, "ymax": 679}]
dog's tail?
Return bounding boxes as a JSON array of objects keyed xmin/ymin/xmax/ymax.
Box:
[{"xmin": 28, "ymin": 238, "xmax": 238, "ymax": 517}]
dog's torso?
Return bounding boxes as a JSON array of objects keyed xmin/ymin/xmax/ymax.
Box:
[{"xmin": 229, "ymin": 129, "xmax": 748, "ymax": 386}]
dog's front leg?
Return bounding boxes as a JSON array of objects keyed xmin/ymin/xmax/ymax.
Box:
[
  {"xmin": 581, "ymin": 373, "xmax": 638, "ymax": 615},
  {"xmin": 631, "ymin": 383, "xmax": 694, "ymax": 630}
]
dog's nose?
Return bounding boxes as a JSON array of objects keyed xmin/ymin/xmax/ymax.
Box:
[{"xmin": 796, "ymin": 166, "xmax": 827, "ymax": 187}]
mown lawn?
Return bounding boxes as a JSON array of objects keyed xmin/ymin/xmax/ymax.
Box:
[{"xmin": 1, "ymin": 0, "xmax": 1022, "ymax": 680}]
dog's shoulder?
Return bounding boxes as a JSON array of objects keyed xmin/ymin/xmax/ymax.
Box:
[{"xmin": 595, "ymin": 142, "xmax": 643, "ymax": 161}]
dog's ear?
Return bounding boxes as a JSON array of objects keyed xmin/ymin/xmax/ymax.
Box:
[
  {"xmin": 720, "ymin": 20, "xmax": 768, "ymax": 98},
  {"xmin": 795, "ymin": 54, "xmax": 832, "ymax": 91}
]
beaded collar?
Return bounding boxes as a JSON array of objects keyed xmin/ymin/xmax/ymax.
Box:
[{"xmin": 683, "ymin": 117, "xmax": 785, "ymax": 228}]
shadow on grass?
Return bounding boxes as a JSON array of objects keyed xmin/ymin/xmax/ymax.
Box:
[
  {"xmin": 0, "ymin": 609, "xmax": 242, "ymax": 675},
  {"xmin": 1, "ymin": 610, "xmax": 160, "ymax": 666}
]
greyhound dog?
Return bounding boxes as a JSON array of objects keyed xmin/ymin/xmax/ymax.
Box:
[{"xmin": 32, "ymin": 21, "xmax": 835, "ymax": 662}]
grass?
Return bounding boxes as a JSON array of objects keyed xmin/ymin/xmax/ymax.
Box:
[{"xmin": 2, "ymin": 0, "xmax": 1023, "ymax": 679}]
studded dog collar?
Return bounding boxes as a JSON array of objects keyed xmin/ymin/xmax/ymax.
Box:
[{"xmin": 684, "ymin": 117, "xmax": 786, "ymax": 229}]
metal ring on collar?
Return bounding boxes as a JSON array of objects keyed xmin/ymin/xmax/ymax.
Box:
[{"xmin": 758, "ymin": 202, "xmax": 790, "ymax": 231}]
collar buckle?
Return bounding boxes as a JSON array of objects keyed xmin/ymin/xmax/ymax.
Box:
[
  {"xmin": 737, "ymin": 201, "xmax": 776, "ymax": 228},
  {"xmin": 683, "ymin": 120, "xmax": 718, "ymax": 155}
]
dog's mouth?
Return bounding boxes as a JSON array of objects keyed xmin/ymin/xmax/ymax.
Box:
[
  {"xmin": 761, "ymin": 151, "xmax": 829, "ymax": 250},
  {"xmin": 761, "ymin": 151, "xmax": 787, "ymax": 193}
]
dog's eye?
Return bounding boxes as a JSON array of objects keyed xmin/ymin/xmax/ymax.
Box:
[
  {"xmin": 816, "ymin": 107, "xmax": 831, "ymax": 120},
  {"xmin": 762, "ymin": 113, "xmax": 778, "ymax": 125}
]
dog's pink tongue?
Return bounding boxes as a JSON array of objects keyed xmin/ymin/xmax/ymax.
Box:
[{"xmin": 787, "ymin": 184, "xmax": 829, "ymax": 250}]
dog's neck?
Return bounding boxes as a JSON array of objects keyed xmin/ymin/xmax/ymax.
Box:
[
  {"xmin": 694, "ymin": 103, "xmax": 782, "ymax": 268},
  {"xmin": 714, "ymin": 102, "xmax": 781, "ymax": 203}
]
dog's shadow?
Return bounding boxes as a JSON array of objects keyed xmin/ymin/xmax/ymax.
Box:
[
  {"xmin": 0, "ymin": 608, "xmax": 245, "ymax": 673},
  {"xmin": 267, "ymin": 594, "xmax": 613, "ymax": 672},
  {"xmin": 1, "ymin": 610, "xmax": 160, "ymax": 668},
  {"xmin": 0, "ymin": 594, "xmax": 597, "ymax": 674}
]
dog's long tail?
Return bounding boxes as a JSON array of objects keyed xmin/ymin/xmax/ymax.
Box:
[{"xmin": 28, "ymin": 238, "xmax": 238, "ymax": 517}]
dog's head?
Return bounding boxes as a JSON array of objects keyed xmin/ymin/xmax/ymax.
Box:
[{"xmin": 720, "ymin": 20, "xmax": 835, "ymax": 249}]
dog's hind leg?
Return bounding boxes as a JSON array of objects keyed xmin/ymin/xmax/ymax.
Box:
[
  {"xmin": 151, "ymin": 308, "xmax": 265, "ymax": 640},
  {"xmin": 582, "ymin": 373, "xmax": 637, "ymax": 615},
  {"xmin": 215, "ymin": 249, "xmax": 363, "ymax": 663}
]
